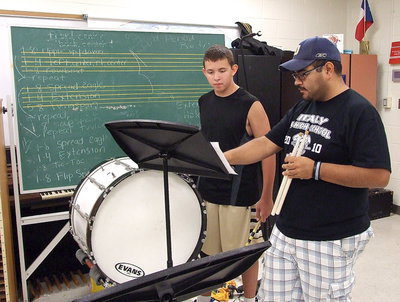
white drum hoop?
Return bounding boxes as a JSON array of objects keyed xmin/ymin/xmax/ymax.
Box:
[
  {"xmin": 69, "ymin": 157, "xmax": 138, "ymax": 260},
  {"xmin": 69, "ymin": 157, "xmax": 206, "ymax": 284}
]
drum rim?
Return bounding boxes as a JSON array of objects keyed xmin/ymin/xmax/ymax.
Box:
[
  {"xmin": 177, "ymin": 173, "xmax": 207, "ymax": 263},
  {"xmin": 69, "ymin": 156, "xmax": 137, "ymax": 258},
  {"xmin": 68, "ymin": 156, "xmax": 134, "ymax": 218}
]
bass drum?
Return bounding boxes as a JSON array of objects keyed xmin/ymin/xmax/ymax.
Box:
[{"xmin": 70, "ymin": 157, "xmax": 206, "ymax": 284}]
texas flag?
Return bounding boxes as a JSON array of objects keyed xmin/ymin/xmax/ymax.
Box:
[{"xmin": 355, "ymin": 0, "xmax": 374, "ymax": 41}]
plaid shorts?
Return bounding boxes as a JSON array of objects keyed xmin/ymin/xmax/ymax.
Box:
[{"xmin": 257, "ymin": 225, "xmax": 373, "ymax": 302}]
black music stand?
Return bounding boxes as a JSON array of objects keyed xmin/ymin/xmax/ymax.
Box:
[
  {"xmin": 105, "ymin": 120, "xmax": 234, "ymax": 269},
  {"xmin": 105, "ymin": 120, "xmax": 232, "ymax": 179},
  {"xmin": 73, "ymin": 241, "xmax": 270, "ymax": 302}
]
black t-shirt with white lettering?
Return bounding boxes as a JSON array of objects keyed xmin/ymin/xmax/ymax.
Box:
[{"xmin": 267, "ymin": 89, "xmax": 391, "ymax": 240}]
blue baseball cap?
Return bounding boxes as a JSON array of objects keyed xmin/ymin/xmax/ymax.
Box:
[{"xmin": 280, "ymin": 36, "xmax": 341, "ymax": 71}]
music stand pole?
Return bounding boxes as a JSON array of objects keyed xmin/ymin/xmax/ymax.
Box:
[{"xmin": 161, "ymin": 154, "xmax": 173, "ymax": 268}]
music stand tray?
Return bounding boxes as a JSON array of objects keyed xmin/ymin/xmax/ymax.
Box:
[
  {"xmin": 73, "ymin": 241, "xmax": 271, "ymax": 302},
  {"xmin": 105, "ymin": 119, "xmax": 232, "ymax": 180}
]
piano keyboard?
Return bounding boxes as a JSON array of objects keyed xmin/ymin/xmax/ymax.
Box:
[{"xmin": 40, "ymin": 189, "xmax": 74, "ymax": 200}]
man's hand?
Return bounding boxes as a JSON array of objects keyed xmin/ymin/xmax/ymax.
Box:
[{"xmin": 282, "ymin": 156, "xmax": 314, "ymax": 179}]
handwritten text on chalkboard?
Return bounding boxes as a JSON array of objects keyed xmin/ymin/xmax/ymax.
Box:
[{"xmin": 11, "ymin": 27, "xmax": 224, "ymax": 192}]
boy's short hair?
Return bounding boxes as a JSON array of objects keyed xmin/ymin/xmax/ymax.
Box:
[{"xmin": 203, "ymin": 45, "xmax": 235, "ymax": 67}]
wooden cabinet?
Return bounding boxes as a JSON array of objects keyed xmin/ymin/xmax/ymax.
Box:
[{"xmin": 341, "ymin": 54, "xmax": 377, "ymax": 106}]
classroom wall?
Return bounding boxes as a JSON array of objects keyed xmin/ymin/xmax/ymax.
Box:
[
  {"xmin": 390, "ymin": 1, "xmax": 400, "ymax": 206},
  {"xmin": 1, "ymin": 0, "xmax": 399, "ymax": 205},
  {"xmin": 0, "ymin": 0, "xmax": 348, "ymax": 50},
  {"xmin": 347, "ymin": 0, "xmax": 400, "ymax": 206},
  {"xmin": 382, "ymin": 0, "xmax": 400, "ymax": 206}
]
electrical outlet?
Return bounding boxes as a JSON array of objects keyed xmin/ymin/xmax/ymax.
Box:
[{"xmin": 383, "ymin": 97, "xmax": 392, "ymax": 108}]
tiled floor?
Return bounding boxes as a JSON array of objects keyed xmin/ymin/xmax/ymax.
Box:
[
  {"xmin": 35, "ymin": 214, "xmax": 400, "ymax": 301},
  {"xmin": 351, "ymin": 214, "xmax": 400, "ymax": 301}
]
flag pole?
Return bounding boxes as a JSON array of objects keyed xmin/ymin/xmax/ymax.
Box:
[
  {"xmin": 360, "ymin": 0, "xmax": 369, "ymax": 54},
  {"xmin": 363, "ymin": 0, "xmax": 366, "ymax": 39}
]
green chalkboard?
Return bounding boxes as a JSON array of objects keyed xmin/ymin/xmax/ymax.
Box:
[{"xmin": 10, "ymin": 26, "xmax": 224, "ymax": 192}]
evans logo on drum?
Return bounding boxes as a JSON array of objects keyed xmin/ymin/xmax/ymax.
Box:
[{"xmin": 115, "ymin": 262, "xmax": 145, "ymax": 278}]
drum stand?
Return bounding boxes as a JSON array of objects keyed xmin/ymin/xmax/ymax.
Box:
[
  {"xmin": 105, "ymin": 120, "xmax": 232, "ymax": 269},
  {"xmin": 74, "ymin": 241, "xmax": 270, "ymax": 302}
]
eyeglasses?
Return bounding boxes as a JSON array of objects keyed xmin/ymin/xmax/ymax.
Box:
[{"xmin": 291, "ymin": 64, "xmax": 325, "ymax": 81}]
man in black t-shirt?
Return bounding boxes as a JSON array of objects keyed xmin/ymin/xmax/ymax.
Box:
[{"xmin": 225, "ymin": 37, "xmax": 391, "ymax": 301}]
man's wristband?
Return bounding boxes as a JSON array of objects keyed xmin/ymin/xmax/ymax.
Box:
[{"xmin": 313, "ymin": 161, "xmax": 321, "ymax": 180}]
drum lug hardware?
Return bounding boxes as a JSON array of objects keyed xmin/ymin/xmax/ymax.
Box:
[
  {"xmin": 103, "ymin": 278, "xmax": 114, "ymax": 288},
  {"xmin": 132, "ymin": 168, "xmax": 143, "ymax": 175},
  {"xmin": 103, "ymin": 186, "xmax": 113, "ymax": 198},
  {"xmin": 180, "ymin": 174, "xmax": 190, "ymax": 183},
  {"xmin": 73, "ymin": 235, "xmax": 89, "ymax": 255},
  {"xmin": 107, "ymin": 172, "xmax": 116, "ymax": 178},
  {"xmin": 89, "ymin": 217, "xmax": 95, "ymax": 229},
  {"xmin": 84, "ymin": 213, "xmax": 90, "ymax": 222},
  {"xmin": 89, "ymin": 176, "xmax": 106, "ymax": 190},
  {"xmin": 71, "ymin": 203, "xmax": 89, "ymax": 220},
  {"xmin": 116, "ymin": 158, "xmax": 136, "ymax": 171}
]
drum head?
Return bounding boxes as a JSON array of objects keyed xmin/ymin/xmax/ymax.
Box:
[{"xmin": 90, "ymin": 170, "xmax": 204, "ymax": 284}]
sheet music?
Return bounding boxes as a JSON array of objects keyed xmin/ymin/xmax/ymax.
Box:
[{"xmin": 210, "ymin": 142, "xmax": 237, "ymax": 175}]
